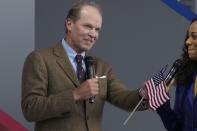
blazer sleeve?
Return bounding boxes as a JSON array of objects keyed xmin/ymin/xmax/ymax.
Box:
[
  {"xmin": 156, "ymin": 100, "xmax": 183, "ymax": 131},
  {"xmin": 21, "ymin": 52, "xmax": 77, "ymax": 122},
  {"xmin": 106, "ymin": 65, "xmax": 147, "ymax": 111}
]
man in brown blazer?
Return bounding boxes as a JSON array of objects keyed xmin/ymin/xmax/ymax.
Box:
[{"xmin": 22, "ymin": 1, "xmax": 147, "ymax": 131}]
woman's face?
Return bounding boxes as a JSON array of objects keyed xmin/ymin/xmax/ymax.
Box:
[{"xmin": 186, "ymin": 21, "xmax": 197, "ymax": 60}]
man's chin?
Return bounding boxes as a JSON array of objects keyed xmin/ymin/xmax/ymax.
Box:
[{"xmin": 82, "ymin": 46, "xmax": 92, "ymax": 52}]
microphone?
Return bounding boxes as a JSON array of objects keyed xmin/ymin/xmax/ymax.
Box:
[
  {"xmin": 84, "ymin": 56, "xmax": 96, "ymax": 104},
  {"xmin": 123, "ymin": 58, "xmax": 184, "ymax": 125},
  {"xmin": 164, "ymin": 59, "xmax": 183, "ymax": 86}
]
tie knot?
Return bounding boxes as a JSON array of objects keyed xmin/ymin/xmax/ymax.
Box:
[{"xmin": 75, "ymin": 55, "xmax": 83, "ymax": 64}]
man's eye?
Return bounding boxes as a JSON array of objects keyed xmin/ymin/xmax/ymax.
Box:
[
  {"xmin": 84, "ymin": 25, "xmax": 92, "ymax": 29},
  {"xmin": 95, "ymin": 28, "xmax": 100, "ymax": 33}
]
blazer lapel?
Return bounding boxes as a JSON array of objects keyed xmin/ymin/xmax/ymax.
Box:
[{"xmin": 53, "ymin": 43, "xmax": 80, "ymax": 87}]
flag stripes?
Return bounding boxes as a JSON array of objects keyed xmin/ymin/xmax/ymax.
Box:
[{"xmin": 145, "ymin": 71, "xmax": 170, "ymax": 110}]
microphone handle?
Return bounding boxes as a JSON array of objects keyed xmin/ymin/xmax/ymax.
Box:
[
  {"xmin": 87, "ymin": 65, "xmax": 95, "ymax": 104},
  {"xmin": 164, "ymin": 67, "xmax": 177, "ymax": 86}
]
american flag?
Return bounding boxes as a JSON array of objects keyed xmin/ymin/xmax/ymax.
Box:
[{"xmin": 145, "ymin": 68, "xmax": 170, "ymax": 111}]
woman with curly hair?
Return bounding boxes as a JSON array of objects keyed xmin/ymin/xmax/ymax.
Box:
[{"xmin": 157, "ymin": 19, "xmax": 197, "ymax": 131}]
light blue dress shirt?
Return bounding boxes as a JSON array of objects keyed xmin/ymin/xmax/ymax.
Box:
[{"xmin": 61, "ymin": 38, "xmax": 86, "ymax": 73}]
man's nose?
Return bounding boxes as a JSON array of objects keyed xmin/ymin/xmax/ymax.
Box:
[{"xmin": 88, "ymin": 29, "xmax": 97, "ymax": 39}]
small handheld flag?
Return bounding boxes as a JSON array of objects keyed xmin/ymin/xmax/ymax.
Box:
[{"xmin": 145, "ymin": 68, "xmax": 170, "ymax": 110}]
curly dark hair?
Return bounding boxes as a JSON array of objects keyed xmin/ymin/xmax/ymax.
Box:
[{"xmin": 175, "ymin": 18, "xmax": 197, "ymax": 86}]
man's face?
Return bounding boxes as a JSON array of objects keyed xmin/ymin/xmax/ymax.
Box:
[
  {"xmin": 186, "ymin": 21, "xmax": 197, "ymax": 60},
  {"xmin": 66, "ymin": 6, "xmax": 102, "ymax": 53}
]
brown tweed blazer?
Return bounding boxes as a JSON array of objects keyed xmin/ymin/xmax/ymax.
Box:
[{"xmin": 21, "ymin": 43, "xmax": 146, "ymax": 131}]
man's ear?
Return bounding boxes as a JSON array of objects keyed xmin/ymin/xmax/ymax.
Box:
[{"xmin": 65, "ymin": 18, "xmax": 73, "ymax": 32}]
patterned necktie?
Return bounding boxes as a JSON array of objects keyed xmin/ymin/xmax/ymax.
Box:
[{"xmin": 75, "ymin": 55, "xmax": 86, "ymax": 84}]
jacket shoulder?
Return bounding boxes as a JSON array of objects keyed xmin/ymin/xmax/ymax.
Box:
[{"xmin": 25, "ymin": 43, "xmax": 60, "ymax": 61}]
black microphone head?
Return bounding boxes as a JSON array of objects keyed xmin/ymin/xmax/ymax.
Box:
[
  {"xmin": 164, "ymin": 58, "xmax": 184, "ymax": 86},
  {"xmin": 84, "ymin": 56, "xmax": 95, "ymax": 66},
  {"xmin": 84, "ymin": 56, "xmax": 95, "ymax": 79},
  {"xmin": 173, "ymin": 59, "xmax": 184, "ymax": 68}
]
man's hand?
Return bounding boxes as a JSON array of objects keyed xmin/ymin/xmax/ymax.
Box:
[
  {"xmin": 139, "ymin": 87, "xmax": 148, "ymax": 99},
  {"xmin": 73, "ymin": 78, "xmax": 99, "ymax": 101}
]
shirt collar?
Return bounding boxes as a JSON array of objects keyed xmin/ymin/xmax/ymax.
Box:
[{"xmin": 61, "ymin": 38, "xmax": 85, "ymax": 60}]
